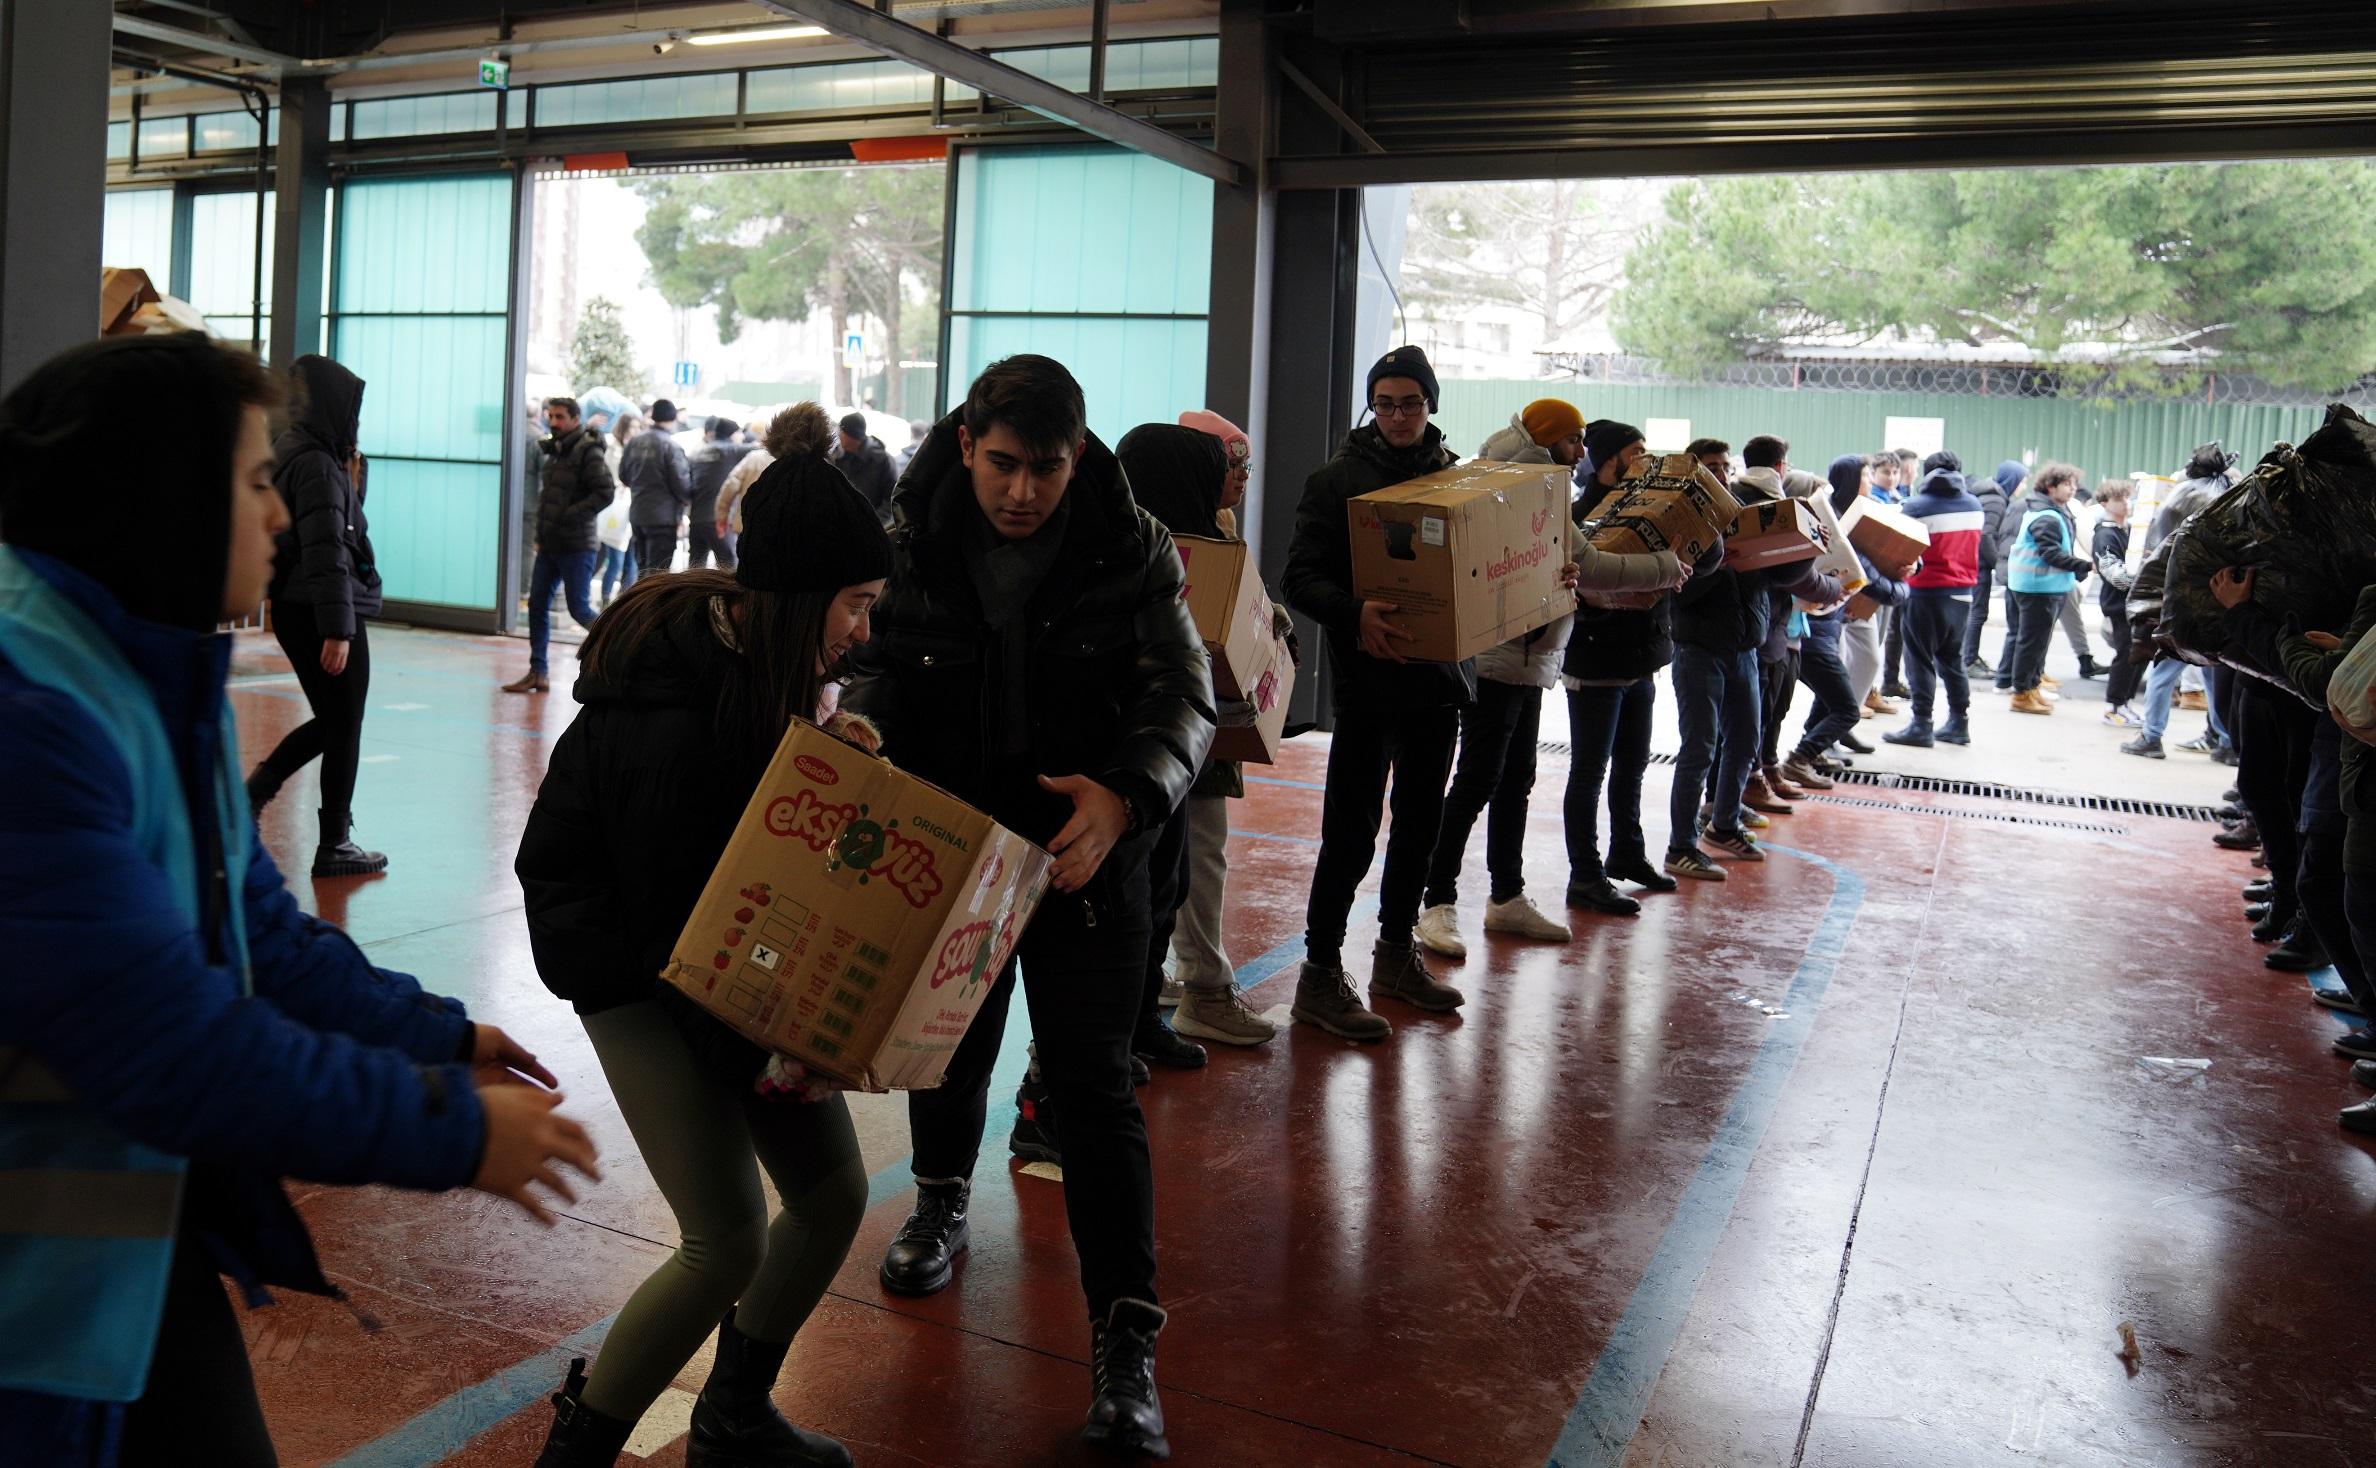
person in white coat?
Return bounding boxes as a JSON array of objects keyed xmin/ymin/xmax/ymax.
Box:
[{"xmin": 1415, "ymin": 402, "xmax": 1682, "ymax": 959}]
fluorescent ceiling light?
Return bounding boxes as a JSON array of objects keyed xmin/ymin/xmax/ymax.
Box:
[{"xmin": 687, "ymin": 24, "xmax": 826, "ymax": 46}]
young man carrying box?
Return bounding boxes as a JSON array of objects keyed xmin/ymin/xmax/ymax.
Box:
[
  {"xmin": 844, "ymin": 356, "xmax": 1214, "ymax": 1460},
  {"xmin": 1284, "ymin": 346, "xmax": 1471, "ymax": 1039}
]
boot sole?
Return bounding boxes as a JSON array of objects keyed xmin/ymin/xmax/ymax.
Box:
[
  {"xmin": 1371, "ymin": 985, "xmax": 1464, "ymax": 1013},
  {"xmin": 313, "ymin": 860, "xmax": 390, "ymax": 878},
  {"xmin": 1289, "ymin": 1004, "xmax": 1391, "ymax": 1041},
  {"xmin": 1083, "ymin": 1423, "xmax": 1172, "ymax": 1460}
]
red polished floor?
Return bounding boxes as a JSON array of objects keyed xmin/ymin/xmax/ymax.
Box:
[{"xmin": 220, "ymin": 626, "xmax": 2376, "ymax": 1468}]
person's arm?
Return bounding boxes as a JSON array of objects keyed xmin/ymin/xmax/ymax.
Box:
[
  {"xmin": 1281, "ymin": 469, "xmax": 1363, "ymax": 638},
  {"xmin": 241, "ymin": 842, "xmax": 474, "ymax": 1064},
  {"xmin": 283, "ymin": 453, "xmax": 358, "ymax": 641},
  {"xmin": 1574, "ymin": 542, "xmax": 1683, "ymax": 593},
  {"xmin": 2256, "ymin": 584, "xmax": 2376, "ymax": 706},
  {"xmin": 1673, "ymin": 543, "xmax": 1730, "ymax": 608},
  {"xmin": 1976, "ymin": 497, "xmax": 2005, "ymax": 570},
  {"xmin": 572, "ymin": 441, "xmax": 616, "ymax": 521},
  {"xmin": 2031, "ymin": 514, "xmax": 2092, "ymax": 574},
  {"xmin": 1855, "ymin": 552, "xmax": 1910, "ymax": 607},
  {"xmin": 0, "ymin": 690, "xmax": 484, "ymax": 1189},
  {"xmin": 1771, "ymin": 559, "xmax": 1841, "ymax": 604},
  {"xmin": 667, "ymin": 440, "xmax": 693, "ymax": 510}
]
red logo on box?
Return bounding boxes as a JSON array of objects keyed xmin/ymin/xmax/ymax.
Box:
[
  {"xmin": 763, "ymin": 789, "xmax": 945, "ymax": 908},
  {"xmin": 793, "ymin": 754, "xmax": 839, "ymax": 786}
]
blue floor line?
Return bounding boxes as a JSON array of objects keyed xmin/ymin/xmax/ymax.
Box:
[
  {"xmin": 1546, "ymin": 844, "xmax": 1867, "ymax": 1468},
  {"xmin": 1244, "ymin": 774, "xmax": 1328, "ymax": 791}
]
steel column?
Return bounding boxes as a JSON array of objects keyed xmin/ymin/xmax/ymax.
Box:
[
  {"xmin": 1, "ymin": 0, "xmax": 109, "ymax": 394},
  {"xmin": 268, "ymin": 77, "xmax": 333, "ymax": 368}
]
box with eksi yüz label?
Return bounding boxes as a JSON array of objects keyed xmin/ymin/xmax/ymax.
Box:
[
  {"xmin": 1349, "ymin": 461, "xmax": 1577, "ymax": 664},
  {"xmin": 662, "ymin": 719, "xmax": 1053, "ymax": 1093}
]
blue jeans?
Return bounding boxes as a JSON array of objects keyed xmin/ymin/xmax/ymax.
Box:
[
  {"xmin": 1565, "ymin": 678, "xmax": 1656, "ymax": 881},
  {"xmin": 1670, "ymin": 645, "xmax": 1761, "ymax": 850},
  {"xmin": 528, "ymin": 547, "xmax": 598, "ymax": 675},
  {"xmin": 597, "ymin": 544, "xmax": 630, "ymax": 599},
  {"xmin": 2140, "ymin": 656, "xmax": 2185, "ymax": 742}
]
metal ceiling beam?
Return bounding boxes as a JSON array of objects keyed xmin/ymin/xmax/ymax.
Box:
[
  {"xmin": 110, "ymin": 13, "xmax": 299, "ymax": 73},
  {"xmin": 751, "ymin": 0, "xmax": 1241, "ymax": 184}
]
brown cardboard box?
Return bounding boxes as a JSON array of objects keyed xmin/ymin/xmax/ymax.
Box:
[
  {"xmin": 1587, "ymin": 488, "xmax": 1722, "ymax": 568},
  {"xmin": 1349, "ymin": 461, "xmax": 1576, "ymax": 664},
  {"xmin": 100, "ymin": 267, "xmax": 161, "ymax": 335},
  {"xmin": 1727, "ymin": 499, "xmax": 1825, "ymax": 571},
  {"xmin": 1838, "ymin": 498, "xmax": 1930, "ymax": 579},
  {"xmin": 1843, "ymin": 589, "xmax": 1884, "ymax": 622},
  {"xmin": 1631, "ymin": 452, "xmax": 1744, "ymax": 533},
  {"xmin": 662, "ymin": 720, "xmax": 1053, "ymax": 1093},
  {"xmin": 1208, "ymin": 635, "xmax": 1295, "ymax": 764},
  {"xmin": 1175, "ymin": 535, "xmax": 1278, "ymax": 702},
  {"xmin": 1796, "ymin": 490, "xmax": 1867, "ymax": 613}
]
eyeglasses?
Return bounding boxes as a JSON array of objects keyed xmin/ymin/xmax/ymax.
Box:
[{"xmin": 1370, "ymin": 398, "xmax": 1428, "ymax": 420}]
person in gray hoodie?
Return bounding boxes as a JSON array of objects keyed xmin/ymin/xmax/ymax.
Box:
[{"xmin": 1417, "ymin": 403, "xmax": 1678, "ymax": 955}]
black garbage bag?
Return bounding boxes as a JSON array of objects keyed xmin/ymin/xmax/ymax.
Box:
[{"xmin": 2154, "ymin": 403, "xmax": 2376, "ymax": 677}]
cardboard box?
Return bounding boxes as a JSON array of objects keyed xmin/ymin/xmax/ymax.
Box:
[
  {"xmin": 1727, "ymin": 499, "xmax": 1825, "ymax": 571},
  {"xmin": 662, "ymin": 720, "xmax": 1053, "ymax": 1093},
  {"xmin": 1796, "ymin": 490, "xmax": 1867, "ymax": 613},
  {"xmin": 100, "ymin": 267, "xmax": 160, "ymax": 335},
  {"xmin": 1631, "ymin": 453, "xmax": 1745, "ymax": 533},
  {"xmin": 1839, "ymin": 498, "xmax": 1930, "ymax": 579},
  {"xmin": 1843, "ymin": 589, "xmax": 1884, "ymax": 622},
  {"xmin": 1208, "ymin": 635, "xmax": 1295, "ymax": 764},
  {"xmin": 1349, "ymin": 461, "xmax": 1576, "ymax": 664},
  {"xmin": 1587, "ymin": 489, "xmax": 1721, "ymax": 568},
  {"xmin": 1175, "ymin": 536, "xmax": 1278, "ymax": 702}
]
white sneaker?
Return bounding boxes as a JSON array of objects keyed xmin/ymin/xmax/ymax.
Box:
[
  {"xmin": 1484, "ymin": 894, "xmax": 1571, "ymax": 943},
  {"xmin": 1415, "ymin": 904, "xmax": 1467, "ymax": 959}
]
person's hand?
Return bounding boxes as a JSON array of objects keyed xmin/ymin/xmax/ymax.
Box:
[
  {"xmin": 2306, "ymin": 630, "xmax": 2345, "ymax": 650},
  {"xmin": 472, "ymin": 1023, "xmax": 559, "ymax": 1089},
  {"xmin": 319, "ymin": 639, "xmax": 350, "ymax": 676},
  {"xmin": 1559, "ymin": 560, "xmax": 1581, "ymax": 591},
  {"xmin": 715, "ymin": 520, "xmax": 730, "ymax": 538},
  {"xmin": 1667, "ymin": 559, "xmax": 1694, "ymax": 591},
  {"xmin": 2210, "ymin": 566, "xmax": 2255, "ymax": 609},
  {"xmin": 755, "ymin": 1055, "xmax": 840, "ymax": 1103},
  {"xmin": 1358, "ymin": 600, "xmax": 1414, "ymax": 663},
  {"xmin": 473, "ymin": 1085, "xmax": 600, "ymax": 1226},
  {"xmin": 1039, "ymin": 774, "xmax": 1130, "ymax": 892}
]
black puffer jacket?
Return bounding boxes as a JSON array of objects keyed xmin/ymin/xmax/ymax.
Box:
[
  {"xmin": 841, "ymin": 412, "xmax": 1215, "ymax": 884},
  {"xmin": 836, "ymin": 436, "xmax": 899, "ymax": 522},
  {"xmin": 533, "ymin": 426, "xmax": 615, "ymax": 555},
  {"xmin": 1283, "ymin": 422, "xmax": 1476, "ymax": 712},
  {"xmin": 268, "ymin": 355, "xmax": 381, "ymax": 638},
  {"xmin": 688, "ymin": 439, "xmax": 754, "ymax": 526},
  {"xmin": 515, "ymin": 601, "xmax": 759, "ymax": 1018}
]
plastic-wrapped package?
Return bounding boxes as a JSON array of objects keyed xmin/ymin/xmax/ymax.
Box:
[{"xmin": 2148, "ymin": 405, "xmax": 2376, "ymax": 677}]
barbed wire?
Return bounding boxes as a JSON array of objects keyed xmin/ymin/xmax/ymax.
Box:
[{"xmin": 1538, "ymin": 352, "xmax": 2376, "ymax": 410}]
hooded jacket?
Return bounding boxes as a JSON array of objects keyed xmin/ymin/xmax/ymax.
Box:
[
  {"xmin": 535, "ymin": 425, "xmax": 617, "ymax": 555},
  {"xmin": 1901, "ymin": 469, "xmax": 1986, "ymax": 591},
  {"xmin": 1973, "ymin": 462, "xmax": 2021, "ymax": 573},
  {"xmin": 841, "ymin": 412, "xmax": 1215, "ymax": 884},
  {"xmin": 1284, "ymin": 422, "xmax": 1476, "ymax": 711},
  {"xmin": 834, "ymin": 434, "xmax": 900, "ymax": 522},
  {"xmin": 268, "ymin": 357, "xmax": 382, "ymax": 638}
]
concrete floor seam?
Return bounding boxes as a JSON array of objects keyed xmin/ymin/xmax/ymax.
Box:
[{"xmin": 1788, "ymin": 825, "xmax": 1946, "ymax": 1468}]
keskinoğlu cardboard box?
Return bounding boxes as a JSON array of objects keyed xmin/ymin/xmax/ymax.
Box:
[
  {"xmin": 1207, "ymin": 634, "xmax": 1295, "ymax": 764},
  {"xmin": 1727, "ymin": 499, "xmax": 1826, "ymax": 571},
  {"xmin": 663, "ymin": 720, "xmax": 1053, "ymax": 1093},
  {"xmin": 1350, "ymin": 461, "xmax": 1576, "ymax": 664},
  {"xmin": 1838, "ymin": 498, "xmax": 1931, "ymax": 579},
  {"xmin": 1175, "ymin": 535, "xmax": 1278, "ymax": 702}
]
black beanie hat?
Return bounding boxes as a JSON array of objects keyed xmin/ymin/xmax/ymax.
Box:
[
  {"xmin": 839, "ymin": 412, "xmax": 867, "ymax": 439},
  {"xmin": 0, "ymin": 332, "xmax": 246, "ymax": 631},
  {"xmin": 1922, "ymin": 450, "xmax": 1963, "ymax": 477},
  {"xmin": 649, "ymin": 398, "xmax": 677, "ymax": 424},
  {"xmin": 1367, "ymin": 345, "xmax": 1439, "ymax": 413},
  {"xmin": 1583, "ymin": 419, "xmax": 1645, "ymax": 471},
  {"xmin": 736, "ymin": 451, "xmax": 893, "ymax": 595}
]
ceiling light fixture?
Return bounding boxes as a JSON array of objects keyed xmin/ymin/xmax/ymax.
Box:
[{"xmin": 686, "ymin": 24, "xmax": 828, "ymax": 46}]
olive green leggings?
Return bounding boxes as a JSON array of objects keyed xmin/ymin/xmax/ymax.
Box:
[{"xmin": 579, "ymin": 1002, "xmax": 867, "ymax": 1420}]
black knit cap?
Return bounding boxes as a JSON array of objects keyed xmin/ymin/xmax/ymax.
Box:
[
  {"xmin": 1367, "ymin": 345, "xmax": 1440, "ymax": 413},
  {"xmin": 0, "ymin": 332, "xmax": 246, "ymax": 631},
  {"xmin": 1583, "ymin": 419, "xmax": 1645, "ymax": 470},
  {"xmin": 735, "ymin": 449, "xmax": 893, "ymax": 595}
]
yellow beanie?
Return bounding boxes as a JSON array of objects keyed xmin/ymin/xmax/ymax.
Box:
[{"xmin": 1521, "ymin": 398, "xmax": 1584, "ymax": 447}]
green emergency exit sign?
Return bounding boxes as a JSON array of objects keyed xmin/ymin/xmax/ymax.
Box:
[{"xmin": 478, "ymin": 57, "xmax": 510, "ymax": 89}]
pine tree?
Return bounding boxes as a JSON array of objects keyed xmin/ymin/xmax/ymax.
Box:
[{"xmin": 568, "ymin": 296, "xmax": 646, "ymax": 398}]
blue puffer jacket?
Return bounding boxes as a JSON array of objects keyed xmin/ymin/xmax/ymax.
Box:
[{"xmin": 0, "ymin": 549, "xmax": 486, "ymax": 1439}]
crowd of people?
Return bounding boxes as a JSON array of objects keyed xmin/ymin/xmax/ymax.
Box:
[{"xmin": 0, "ymin": 328, "xmax": 2335, "ymax": 1468}]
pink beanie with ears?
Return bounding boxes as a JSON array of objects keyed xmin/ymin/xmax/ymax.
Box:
[{"xmin": 1178, "ymin": 409, "xmax": 1250, "ymax": 463}]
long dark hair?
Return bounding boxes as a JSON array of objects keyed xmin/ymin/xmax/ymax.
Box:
[{"xmin": 581, "ymin": 570, "xmax": 832, "ymax": 773}]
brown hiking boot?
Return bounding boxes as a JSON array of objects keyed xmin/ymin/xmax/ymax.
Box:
[
  {"xmin": 503, "ymin": 671, "xmax": 550, "ymax": 694},
  {"xmin": 1764, "ymin": 765, "xmax": 1808, "ymax": 801},
  {"xmin": 2011, "ymin": 689, "xmax": 2054, "ymax": 715},
  {"xmin": 1291, "ymin": 962, "xmax": 1392, "ymax": 1041},
  {"xmin": 1370, "ymin": 941, "xmax": 1465, "ymax": 1012},
  {"xmin": 1781, "ymin": 753, "xmax": 1834, "ymax": 791},
  {"xmin": 1744, "ymin": 772, "xmax": 1794, "ymax": 814}
]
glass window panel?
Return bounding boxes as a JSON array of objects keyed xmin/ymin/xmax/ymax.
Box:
[
  {"xmin": 746, "ymin": 58, "xmax": 940, "ymax": 113},
  {"xmin": 506, "ymin": 89, "xmax": 527, "ymax": 127},
  {"xmin": 135, "ymin": 115, "xmax": 188, "ymax": 159},
  {"xmin": 348, "ymin": 91, "xmax": 497, "ymax": 141},
  {"xmin": 946, "ymin": 316, "xmax": 1206, "ymax": 447},
  {"xmin": 184, "ymin": 189, "xmax": 277, "ymax": 332},
  {"xmin": 532, "ymin": 73, "xmax": 736, "ymax": 127},
  {"xmin": 352, "ymin": 459, "xmax": 500, "ymax": 609},
  {"xmin": 108, "ymin": 120, "xmax": 130, "ymax": 159},
  {"xmin": 330, "ymin": 315, "xmax": 509, "ymax": 464},
  {"xmin": 193, "ymin": 110, "xmax": 260, "ymax": 152},
  {"xmin": 950, "ymin": 145, "xmax": 1211, "ymax": 316},
  {"xmin": 102, "ymin": 188, "xmax": 175, "ymax": 284},
  {"xmin": 333, "ymin": 175, "xmax": 510, "ymax": 315}
]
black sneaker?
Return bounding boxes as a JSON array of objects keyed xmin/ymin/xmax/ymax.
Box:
[
  {"xmin": 2211, "ymin": 744, "xmax": 2241, "ymax": 767},
  {"xmin": 2314, "ymin": 987, "xmax": 2365, "ymax": 1016},
  {"xmin": 1133, "ymin": 1021, "xmax": 1208, "ymax": 1070},
  {"xmin": 2335, "ymin": 1028, "xmax": 2376, "ymax": 1061},
  {"xmin": 1836, "ymin": 730, "xmax": 1875, "ymax": 756},
  {"xmin": 1936, "ymin": 716, "xmax": 1972, "ymax": 746},
  {"xmin": 1010, "ymin": 1076, "xmax": 1062, "ymax": 1165},
  {"xmin": 1566, "ymin": 876, "xmax": 1642, "ymax": 916},
  {"xmin": 1607, "ymin": 853, "xmax": 1680, "ymax": 893},
  {"xmin": 2267, "ymin": 933, "xmax": 2328, "ymax": 972},
  {"xmin": 2250, "ymin": 912, "xmax": 2285, "ymax": 943},
  {"xmin": 2077, "ymin": 657, "xmax": 2103, "ymax": 680},
  {"xmin": 1965, "ymin": 657, "xmax": 1994, "ymax": 678},
  {"xmin": 2213, "ymin": 822, "xmax": 2261, "ymax": 852},
  {"xmin": 2121, "ymin": 735, "xmax": 2166, "ymax": 760},
  {"xmin": 1705, "ymin": 828, "xmax": 1765, "ymax": 862},
  {"xmin": 1663, "ymin": 847, "xmax": 1727, "ymax": 882},
  {"xmin": 1884, "ymin": 722, "xmax": 1935, "ymax": 748},
  {"xmin": 2352, "ymin": 1059, "xmax": 2376, "ymax": 1088},
  {"xmin": 1882, "ymin": 681, "xmax": 1912, "ymax": 700},
  {"xmin": 879, "ymin": 1180, "xmax": 971, "ymax": 1296}
]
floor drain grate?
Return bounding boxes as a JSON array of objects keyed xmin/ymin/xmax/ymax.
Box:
[
  {"xmin": 1800, "ymin": 793, "xmax": 2132, "ymax": 835},
  {"xmin": 1535, "ymin": 742, "xmax": 2221, "ymax": 822}
]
